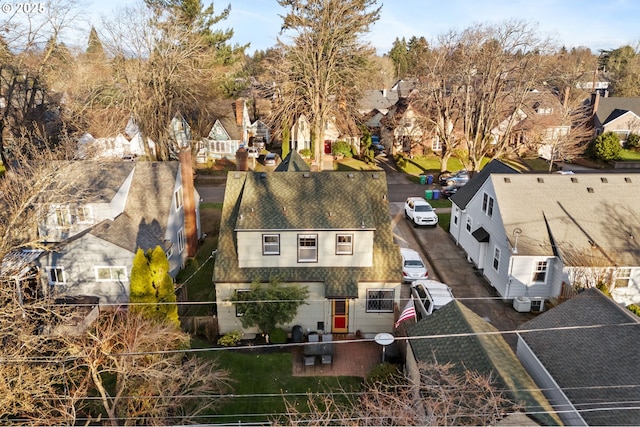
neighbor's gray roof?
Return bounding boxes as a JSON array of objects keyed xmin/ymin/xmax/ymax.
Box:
[
  {"xmin": 274, "ymin": 149, "xmax": 310, "ymax": 172},
  {"xmin": 41, "ymin": 161, "xmax": 135, "ymax": 204},
  {"xmin": 595, "ymin": 97, "xmax": 640, "ymax": 126},
  {"xmin": 490, "ymin": 173, "xmax": 640, "ymax": 265},
  {"xmin": 517, "ymin": 288, "xmax": 640, "ymax": 426},
  {"xmin": 357, "ymin": 89, "xmax": 399, "ymax": 112},
  {"xmin": 450, "ymin": 159, "xmax": 522, "ymax": 209},
  {"xmin": 90, "ymin": 162, "xmax": 179, "ymax": 253},
  {"xmin": 214, "ymin": 171, "xmax": 402, "ymax": 297},
  {"xmin": 407, "ymin": 301, "xmax": 559, "ymax": 426}
]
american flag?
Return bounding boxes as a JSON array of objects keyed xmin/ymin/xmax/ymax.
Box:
[{"xmin": 395, "ymin": 296, "xmax": 416, "ymax": 329}]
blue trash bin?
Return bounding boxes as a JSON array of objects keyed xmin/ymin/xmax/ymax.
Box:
[
  {"xmin": 427, "ymin": 175, "xmax": 434, "ymax": 185},
  {"xmin": 433, "ymin": 189, "xmax": 440, "ymax": 200}
]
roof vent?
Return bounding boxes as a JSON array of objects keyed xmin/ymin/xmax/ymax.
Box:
[
  {"xmin": 347, "ymin": 173, "xmax": 355, "ymax": 178},
  {"xmin": 537, "ymin": 177, "xmax": 544, "ymax": 183},
  {"xmin": 260, "ymin": 173, "xmax": 267, "ymax": 179},
  {"xmin": 625, "ymin": 177, "xmax": 632, "ymax": 183},
  {"xmin": 601, "ymin": 177, "xmax": 608, "ymax": 183},
  {"xmin": 303, "ymin": 172, "xmax": 310, "ymax": 178},
  {"xmin": 372, "ymin": 173, "xmax": 379, "ymax": 179},
  {"xmin": 571, "ymin": 177, "xmax": 578, "ymax": 183},
  {"xmin": 234, "ymin": 173, "xmax": 241, "ymax": 179},
  {"xmin": 587, "ymin": 187, "xmax": 594, "ymax": 193}
]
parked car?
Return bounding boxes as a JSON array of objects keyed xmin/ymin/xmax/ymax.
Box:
[
  {"xmin": 441, "ymin": 185, "xmax": 462, "ymax": 199},
  {"xmin": 438, "ymin": 169, "xmax": 469, "ymax": 187},
  {"xmin": 247, "ymin": 147, "xmax": 260, "ymax": 159},
  {"xmin": 264, "ymin": 152, "xmax": 278, "ymax": 166},
  {"xmin": 410, "ymin": 279, "xmax": 454, "ymax": 319},
  {"xmin": 400, "ymin": 247, "xmax": 429, "ymax": 283},
  {"xmin": 372, "ymin": 143, "xmax": 386, "ymax": 156},
  {"xmin": 404, "ymin": 197, "xmax": 438, "ymax": 227}
]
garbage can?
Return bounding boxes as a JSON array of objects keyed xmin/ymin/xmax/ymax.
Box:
[
  {"xmin": 425, "ymin": 189, "xmax": 433, "ymax": 200},
  {"xmin": 419, "ymin": 175, "xmax": 426, "ymax": 185},
  {"xmin": 427, "ymin": 174, "xmax": 434, "ymax": 185},
  {"xmin": 433, "ymin": 189, "xmax": 440, "ymax": 200},
  {"xmin": 292, "ymin": 325, "xmax": 304, "ymax": 343}
]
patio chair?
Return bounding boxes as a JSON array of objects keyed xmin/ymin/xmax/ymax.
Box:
[
  {"xmin": 321, "ymin": 354, "xmax": 332, "ymax": 367},
  {"xmin": 308, "ymin": 333, "xmax": 319, "ymax": 342},
  {"xmin": 303, "ymin": 355, "xmax": 316, "ymax": 371},
  {"xmin": 322, "ymin": 333, "xmax": 332, "ymax": 342}
]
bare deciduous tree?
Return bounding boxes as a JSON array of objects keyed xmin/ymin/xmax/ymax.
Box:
[
  {"xmin": 270, "ymin": 0, "xmax": 381, "ymax": 168},
  {"xmin": 276, "ymin": 362, "xmax": 519, "ymax": 426}
]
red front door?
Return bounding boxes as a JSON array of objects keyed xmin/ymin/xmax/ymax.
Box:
[{"xmin": 331, "ymin": 299, "xmax": 349, "ymax": 333}]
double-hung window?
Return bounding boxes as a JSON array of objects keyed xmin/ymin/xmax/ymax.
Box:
[
  {"xmin": 482, "ymin": 193, "xmax": 494, "ymax": 217},
  {"xmin": 366, "ymin": 289, "xmax": 394, "ymax": 312},
  {"xmin": 174, "ymin": 187, "xmax": 183, "ymax": 210},
  {"xmin": 298, "ymin": 234, "xmax": 318, "ymax": 262},
  {"xmin": 493, "ymin": 247, "xmax": 501, "ymax": 271},
  {"xmin": 55, "ymin": 207, "xmax": 70, "ymax": 227},
  {"xmin": 336, "ymin": 234, "xmax": 353, "ymax": 255},
  {"xmin": 262, "ymin": 234, "xmax": 280, "ymax": 255},
  {"xmin": 177, "ymin": 228, "xmax": 185, "ymax": 253},
  {"xmin": 615, "ymin": 267, "xmax": 632, "ymax": 288},
  {"xmin": 532, "ymin": 261, "xmax": 548, "ymax": 283},
  {"xmin": 466, "ymin": 216, "xmax": 473, "ymax": 233},
  {"xmin": 76, "ymin": 206, "xmax": 93, "ymax": 224},
  {"xmin": 95, "ymin": 266, "xmax": 127, "ymax": 281},
  {"xmin": 47, "ymin": 266, "xmax": 65, "ymax": 285}
]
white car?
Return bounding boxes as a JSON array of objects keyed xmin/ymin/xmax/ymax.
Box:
[
  {"xmin": 404, "ymin": 197, "xmax": 438, "ymax": 227},
  {"xmin": 410, "ymin": 279, "xmax": 454, "ymax": 319},
  {"xmin": 400, "ymin": 247, "xmax": 429, "ymax": 283},
  {"xmin": 247, "ymin": 147, "xmax": 260, "ymax": 158}
]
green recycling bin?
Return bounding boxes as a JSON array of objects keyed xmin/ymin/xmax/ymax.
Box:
[
  {"xmin": 425, "ymin": 189, "xmax": 433, "ymax": 200},
  {"xmin": 419, "ymin": 175, "xmax": 426, "ymax": 185}
]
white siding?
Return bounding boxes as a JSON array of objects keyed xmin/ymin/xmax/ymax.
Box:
[{"xmin": 237, "ymin": 230, "xmax": 374, "ymax": 268}]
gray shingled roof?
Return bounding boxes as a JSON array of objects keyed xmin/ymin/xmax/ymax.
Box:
[
  {"xmin": 595, "ymin": 97, "xmax": 640, "ymax": 126},
  {"xmin": 407, "ymin": 301, "xmax": 560, "ymax": 426},
  {"xmin": 491, "ymin": 173, "xmax": 640, "ymax": 265},
  {"xmin": 274, "ymin": 149, "xmax": 310, "ymax": 172},
  {"xmin": 517, "ymin": 288, "xmax": 640, "ymax": 426},
  {"xmin": 214, "ymin": 171, "xmax": 402, "ymax": 296},
  {"xmin": 450, "ymin": 159, "xmax": 522, "ymax": 209},
  {"xmin": 42, "ymin": 161, "xmax": 136, "ymax": 204},
  {"xmin": 357, "ymin": 89, "xmax": 399, "ymax": 112},
  {"xmin": 90, "ymin": 162, "xmax": 179, "ymax": 253}
]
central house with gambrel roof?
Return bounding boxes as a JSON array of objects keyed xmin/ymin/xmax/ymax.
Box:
[{"xmin": 214, "ymin": 171, "xmax": 402, "ymax": 338}]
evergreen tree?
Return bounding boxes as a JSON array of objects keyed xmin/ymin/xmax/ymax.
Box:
[
  {"xmin": 129, "ymin": 247, "xmax": 179, "ymax": 326},
  {"xmin": 85, "ymin": 26, "xmax": 105, "ymax": 59}
]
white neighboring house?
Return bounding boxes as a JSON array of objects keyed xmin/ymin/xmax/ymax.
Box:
[
  {"xmin": 77, "ymin": 132, "xmax": 155, "ymax": 159},
  {"xmin": 449, "ymin": 161, "xmax": 640, "ymax": 308}
]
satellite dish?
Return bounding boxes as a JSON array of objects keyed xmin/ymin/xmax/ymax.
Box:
[{"xmin": 374, "ymin": 333, "xmax": 395, "ymax": 362}]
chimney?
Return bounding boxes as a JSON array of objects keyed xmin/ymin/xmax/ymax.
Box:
[
  {"xmin": 179, "ymin": 146, "xmax": 198, "ymax": 258},
  {"xmin": 235, "ymin": 99, "xmax": 243, "ymax": 126},
  {"xmin": 591, "ymin": 91, "xmax": 600, "ymax": 117}
]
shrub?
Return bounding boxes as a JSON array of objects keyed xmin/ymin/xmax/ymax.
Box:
[
  {"xmin": 218, "ymin": 330, "xmax": 243, "ymax": 347},
  {"xmin": 365, "ymin": 362, "xmax": 402, "ymax": 386},
  {"xmin": 626, "ymin": 133, "xmax": 640, "ymax": 150},
  {"xmin": 590, "ymin": 132, "xmax": 621, "ymax": 161},
  {"xmin": 298, "ymin": 148, "xmax": 312, "ymax": 158},
  {"xmin": 628, "ymin": 304, "xmax": 640, "ymax": 317},
  {"xmin": 332, "ymin": 140, "xmax": 353, "ymax": 158},
  {"xmin": 269, "ymin": 327, "xmax": 287, "ymax": 344}
]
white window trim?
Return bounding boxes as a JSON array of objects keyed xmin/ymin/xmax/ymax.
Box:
[
  {"xmin": 615, "ymin": 267, "xmax": 632, "ymax": 288},
  {"xmin": 453, "ymin": 207, "xmax": 459, "ymax": 225},
  {"xmin": 336, "ymin": 234, "xmax": 353, "ymax": 255},
  {"xmin": 532, "ymin": 261, "xmax": 548, "ymax": 283},
  {"xmin": 54, "ymin": 206, "xmax": 71, "ymax": 228},
  {"xmin": 174, "ymin": 187, "xmax": 184, "ymax": 210},
  {"xmin": 298, "ymin": 234, "xmax": 318, "ymax": 263},
  {"xmin": 493, "ymin": 247, "xmax": 501, "ymax": 272},
  {"xmin": 177, "ymin": 228, "xmax": 185, "ymax": 253},
  {"xmin": 46, "ymin": 266, "xmax": 66, "ymax": 285},
  {"xmin": 95, "ymin": 266, "xmax": 127, "ymax": 282},
  {"xmin": 366, "ymin": 289, "xmax": 394, "ymax": 313},
  {"xmin": 262, "ymin": 234, "xmax": 280, "ymax": 255},
  {"xmin": 482, "ymin": 193, "xmax": 494, "ymax": 218},
  {"xmin": 466, "ymin": 216, "xmax": 473, "ymax": 233},
  {"xmin": 76, "ymin": 206, "xmax": 94, "ymax": 224}
]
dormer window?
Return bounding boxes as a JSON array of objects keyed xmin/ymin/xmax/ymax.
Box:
[{"xmin": 174, "ymin": 187, "xmax": 183, "ymax": 210}]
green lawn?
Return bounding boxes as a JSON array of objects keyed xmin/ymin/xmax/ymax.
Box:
[
  {"xmin": 334, "ymin": 157, "xmax": 381, "ymax": 171},
  {"xmin": 195, "ymin": 343, "xmax": 363, "ymax": 424},
  {"xmin": 618, "ymin": 149, "xmax": 640, "ymax": 161}
]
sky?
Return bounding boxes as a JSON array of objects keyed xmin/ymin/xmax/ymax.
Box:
[{"xmin": 87, "ymin": 0, "xmax": 640, "ymax": 55}]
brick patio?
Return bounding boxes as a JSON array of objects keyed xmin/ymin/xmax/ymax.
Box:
[{"xmin": 291, "ymin": 336, "xmax": 382, "ymax": 377}]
